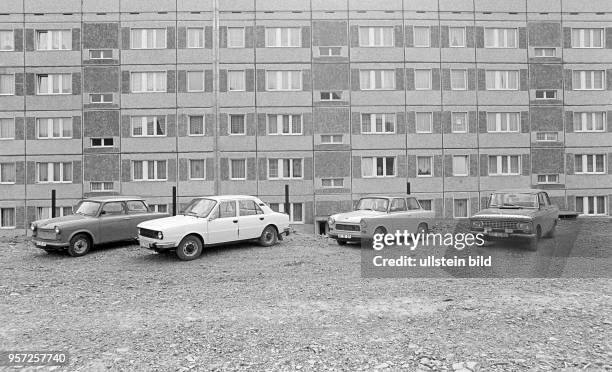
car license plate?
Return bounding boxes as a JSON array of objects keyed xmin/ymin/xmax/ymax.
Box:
[
  {"xmin": 338, "ymin": 234, "xmax": 352, "ymax": 239},
  {"xmin": 35, "ymin": 241, "xmax": 47, "ymax": 247},
  {"xmin": 488, "ymin": 232, "xmax": 508, "ymax": 238}
]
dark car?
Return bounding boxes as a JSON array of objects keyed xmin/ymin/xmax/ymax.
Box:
[{"xmin": 30, "ymin": 196, "xmax": 169, "ymax": 257}]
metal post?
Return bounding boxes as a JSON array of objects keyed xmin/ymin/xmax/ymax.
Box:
[
  {"xmin": 51, "ymin": 189, "xmax": 56, "ymax": 218},
  {"xmin": 406, "ymin": 182, "xmax": 411, "ymax": 195},
  {"xmin": 284, "ymin": 184, "xmax": 290, "ymax": 216},
  {"xmin": 172, "ymin": 186, "xmax": 177, "ymax": 216}
]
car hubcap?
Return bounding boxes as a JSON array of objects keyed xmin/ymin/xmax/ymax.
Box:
[
  {"xmin": 264, "ymin": 230, "xmax": 273, "ymax": 242},
  {"xmin": 75, "ymin": 239, "xmax": 87, "ymax": 253},
  {"xmin": 184, "ymin": 241, "xmax": 197, "ymax": 256}
]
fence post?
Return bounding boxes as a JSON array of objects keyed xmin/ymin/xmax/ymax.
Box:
[
  {"xmin": 51, "ymin": 189, "xmax": 56, "ymax": 218},
  {"xmin": 284, "ymin": 184, "xmax": 290, "ymax": 217},
  {"xmin": 172, "ymin": 186, "xmax": 177, "ymax": 216}
]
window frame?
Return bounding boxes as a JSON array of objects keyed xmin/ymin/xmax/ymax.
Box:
[
  {"xmin": 130, "ymin": 71, "xmax": 167, "ymax": 93},
  {"xmin": 0, "ymin": 118, "xmax": 15, "ymax": 140},
  {"xmin": 453, "ymin": 198, "xmax": 470, "ymax": 218},
  {"xmin": 485, "ymin": 70, "xmax": 519, "ymax": 91},
  {"xmin": 360, "ymin": 113, "xmax": 396, "ymax": 134},
  {"xmin": 229, "ymin": 158, "xmax": 247, "ymax": 180},
  {"xmin": 484, "ymin": 27, "xmax": 518, "ymax": 48},
  {"xmin": 414, "ymin": 69, "xmax": 432, "ymax": 90},
  {"xmin": 188, "ymin": 159, "xmax": 206, "ymax": 180},
  {"xmin": 488, "ymin": 155, "xmax": 521, "ymax": 176},
  {"xmin": 90, "ymin": 138, "xmax": 114, "ymax": 148},
  {"xmin": 188, "ymin": 115, "xmax": 205, "ymax": 136},
  {"xmin": 35, "ymin": 29, "xmax": 72, "ymax": 51},
  {"xmin": 536, "ymin": 174, "xmax": 559, "ymax": 184},
  {"xmin": 130, "ymin": 116, "xmax": 166, "ymax": 137},
  {"xmin": 572, "ymin": 70, "xmax": 605, "ymax": 91},
  {"xmin": 228, "ymin": 114, "xmax": 246, "ymax": 135},
  {"xmin": 573, "ymin": 112, "xmax": 606, "ymax": 132},
  {"xmin": 267, "ymin": 114, "xmax": 302, "ymax": 135},
  {"xmin": 132, "ymin": 160, "xmax": 167, "ymax": 181},
  {"xmin": 574, "ymin": 154, "xmax": 606, "ymax": 174},
  {"xmin": 576, "ymin": 196, "xmax": 607, "ymax": 216},
  {"xmin": 0, "ymin": 30, "xmax": 14, "ymax": 51},
  {"xmin": 571, "ymin": 28, "xmax": 604, "ymax": 49},
  {"xmin": 267, "ymin": 158, "xmax": 304, "ymax": 180},
  {"xmin": 451, "ymin": 112, "xmax": 468, "ymax": 133},
  {"xmin": 227, "ymin": 27, "xmax": 245, "ymax": 48},
  {"xmin": 450, "ymin": 69, "xmax": 467, "ymax": 90},
  {"xmin": 36, "ymin": 73, "xmax": 72, "ymax": 95},
  {"xmin": 413, "ymin": 26, "xmax": 431, "ymax": 48},
  {"xmin": 89, "ymin": 49, "xmax": 113, "ymax": 60},
  {"xmin": 0, "ymin": 73, "xmax": 15, "ymax": 95},
  {"xmin": 416, "ymin": 156, "xmax": 433, "ymax": 177},
  {"xmin": 36, "ymin": 162, "xmax": 73, "ymax": 184},
  {"xmin": 265, "ymin": 27, "xmax": 301, "ymax": 48},
  {"xmin": 36, "ymin": 117, "xmax": 73, "ymax": 139},
  {"xmin": 265, "ymin": 70, "xmax": 303, "ymax": 91},
  {"xmin": 486, "ymin": 112, "xmax": 521, "ymax": 133},
  {"xmin": 187, "ymin": 70, "xmax": 205, "ymax": 92},
  {"xmin": 452, "ymin": 155, "xmax": 469, "ymax": 176},
  {"xmin": 535, "ymin": 132, "xmax": 558, "ymax": 142},
  {"xmin": 90, "ymin": 181, "xmax": 114, "ymax": 192},
  {"xmin": 227, "ymin": 70, "xmax": 246, "ymax": 92},
  {"xmin": 186, "ymin": 27, "xmax": 204, "ymax": 49},
  {"xmin": 269, "ymin": 202, "xmax": 304, "ymax": 223},
  {"xmin": 361, "ymin": 156, "xmax": 396, "ymax": 178},
  {"xmin": 358, "ymin": 26, "xmax": 394, "ymax": 47},
  {"xmin": 359, "ymin": 69, "xmax": 396, "ymax": 91},
  {"xmin": 448, "ymin": 26, "xmax": 466, "ymax": 48},
  {"xmin": 415, "ymin": 112, "xmax": 433, "ymax": 134},
  {"xmin": 0, "ymin": 162, "xmax": 16, "ymax": 184},
  {"xmin": 89, "ymin": 93, "xmax": 113, "ymax": 103},
  {"xmin": 0, "ymin": 207, "xmax": 16, "ymax": 229},
  {"xmin": 320, "ymin": 134, "xmax": 343, "ymax": 144},
  {"xmin": 321, "ymin": 178, "xmax": 344, "ymax": 188},
  {"xmin": 534, "ymin": 47, "xmax": 556, "ymax": 57},
  {"xmin": 130, "ymin": 28, "xmax": 167, "ymax": 49}
]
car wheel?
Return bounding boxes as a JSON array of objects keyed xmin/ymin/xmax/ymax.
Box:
[
  {"xmin": 337, "ymin": 239, "xmax": 348, "ymax": 246},
  {"xmin": 68, "ymin": 234, "xmax": 92, "ymax": 257},
  {"xmin": 176, "ymin": 235, "xmax": 203, "ymax": 261},
  {"xmin": 259, "ymin": 225, "xmax": 278, "ymax": 247},
  {"xmin": 528, "ymin": 226, "xmax": 541, "ymax": 251},
  {"xmin": 374, "ymin": 226, "xmax": 387, "ymax": 236},
  {"xmin": 544, "ymin": 220, "xmax": 557, "ymax": 238},
  {"xmin": 417, "ymin": 223, "xmax": 428, "ymax": 234}
]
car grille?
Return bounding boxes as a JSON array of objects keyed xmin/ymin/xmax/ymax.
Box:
[
  {"xmin": 37, "ymin": 229, "xmax": 57, "ymax": 240},
  {"xmin": 139, "ymin": 228, "xmax": 159, "ymax": 239},
  {"xmin": 481, "ymin": 220, "xmax": 518, "ymax": 230},
  {"xmin": 335, "ymin": 223, "xmax": 360, "ymax": 232}
]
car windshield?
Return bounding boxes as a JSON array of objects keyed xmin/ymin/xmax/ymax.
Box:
[
  {"xmin": 74, "ymin": 201, "xmax": 101, "ymax": 216},
  {"xmin": 182, "ymin": 198, "xmax": 217, "ymax": 217},
  {"xmin": 489, "ymin": 193, "xmax": 538, "ymax": 209},
  {"xmin": 356, "ymin": 198, "xmax": 389, "ymax": 212}
]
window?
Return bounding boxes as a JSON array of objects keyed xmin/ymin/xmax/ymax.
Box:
[
  {"xmin": 576, "ymin": 196, "xmax": 607, "ymax": 215},
  {"xmin": 416, "ymin": 112, "xmax": 433, "ymax": 133},
  {"xmin": 36, "ymin": 118, "xmax": 72, "ymax": 139},
  {"xmin": 36, "ymin": 30, "xmax": 71, "ymax": 50},
  {"xmin": 320, "ymin": 91, "xmax": 341, "ymax": 101},
  {"xmin": 230, "ymin": 159, "xmax": 246, "ymax": 180},
  {"xmin": 91, "ymin": 138, "xmax": 114, "ymax": 147},
  {"xmin": 450, "ymin": 69, "xmax": 467, "ymax": 90},
  {"xmin": 229, "ymin": 114, "xmax": 245, "ymax": 135},
  {"xmin": 486, "ymin": 112, "xmax": 520, "ymax": 133},
  {"xmin": 37, "ymin": 74, "xmax": 71, "ymax": 95},
  {"xmin": 131, "ymin": 116, "xmax": 165, "ymax": 137},
  {"xmin": 360, "ymin": 69, "xmax": 395, "ymax": 90},
  {"xmin": 268, "ymin": 114, "xmax": 302, "ymax": 135},
  {"xmin": 488, "ymin": 155, "xmax": 520, "ymax": 176},
  {"xmin": 452, "ymin": 155, "xmax": 469, "ymax": 176},
  {"xmin": 189, "ymin": 116, "xmax": 205, "ymax": 136},
  {"xmin": 417, "ymin": 156, "xmax": 432, "ymax": 177},
  {"xmin": 486, "ymin": 70, "xmax": 519, "ymax": 90},
  {"xmin": 89, "ymin": 93, "xmax": 113, "ymax": 103},
  {"xmin": 449, "ymin": 27, "xmax": 465, "ymax": 47},
  {"xmin": 322, "ymin": 178, "xmax": 344, "ymax": 188},
  {"xmin": 149, "ymin": 204, "xmax": 168, "ymax": 213},
  {"xmin": 571, "ymin": 28, "xmax": 603, "ymax": 48},
  {"xmin": 452, "ymin": 112, "xmax": 468, "ymax": 133},
  {"xmin": 89, "ymin": 49, "xmax": 112, "ymax": 59},
  {"xmin": 269, "ymin": 203, "xmax": 303, "ymax": 223},
  {"xmin": 537, "ymin": 174, "xmax": 559, "ymax": 184},
  {"xmin": 266, "ymin": 70, "xmax": 302, "ymax": 91},
  {"xmin": 574, "ymin": 154, "xmax": 605, "ymax": 174},
  {"xmin": 131, "ymin": 28, "xmax": 166, "ymax": 49},
  {"xmin": 0, "ymin": 74, "xmax": 14, "ymax": 95},
  {"xmin": 413, "ymin": 26, "xmax": 430, "ymax": 47},
  {"xmin": 239, "ymin": 200, "xmax": 263, "ymax": 216},
  {"xmin": 453, "ymin": 199, "xmax": 469, "ymax": 218},
  {"xmin": 573, "ymin": 112, "xmax": 605, "ymax": 132},
  {"xmin": 227, "ymin": 27, "xmax": 245, "ymax": 48},
  {"xmin": 361, "ymin": 113, "xmax": 395, "ymax": 134},
  {"xmin": 102, "ymin": 202, "xmax": 125, "ymax": 215},
  {"xmin": 216, "ymin": 201, "xmax": 237, "ymax": 219},
  {"xmin": 90, "ymin": 181, "xmax": 114, "ymax": 191},
  {"xmin": 359, "ymin": 26, "xmax": 394, "ymax": 47},
  {"xmin": 415, "ymin": 69, "xmax": 432, "ymax": 90},
  {"xmin": 484, "ymin": 28, "xmax": 517, "ymax": 48},
  {"xmin": 321, "ymin": 134, "xmax": 343, "ymax": 144},
  {"xmin": 127, "ymin": 200, "xmax": 148, "ymax": 213},
  {"xmin": 189, "ymin": 159, "xmax": 205, "ymax": 180},
  {"xmin": 0, "ymin": 162, "xmax": 16, "ymax": 183},
  {"xmin": 534, "ymin": 48, "xmax": 556, "ymax": 57},
  {"xmin": 187, "ymin": 71, "xmax": 204, "ymax": 92},
  {"xmin": 536, "ymin": 132, "xmax": 558, "ymax": 142},
  {"xmin": 131, "ymin": 72, "xmax": 166, "ymax": 93},
  {"xmin": 535, "ymin": 90, "xmax": 556, "ymax": 99},
  {"xmin": 319, "ymin": 47, "xmax": 341, "ymax": 56},
  {"xmin": 0, "ymin": 208, "xmax": 15, "ymax": 228},
  {"xmin": 572, "ymin": 70, "xmax": 605, "ymax": 90},
  {"xmin": 265, "ymin": 27, "xmax": 301, "ymax": 47},
  {"xmin": 187, "ymin": 27, "xmax": 204, "ymax": 48},
  {"xmin": 419, "ymin": 199, "xmax": 432, "ymax": 211},
  {"xmin": 132, "ymin": 160, "xmax": 167, "ymax": 181},
  {"xmin": 0, "ymin": 118, "xmax": 15, "ymax": 139},
  {"xmin": 0, "ymin": 30, "xmax": 14, "ymax": 51},
  {"xmin": 36, "ymin": 206, "xmax": 72, "ymax": 220},
  {"xmin": 389, "ymin": 198, "xmax": 407, "ymax": 212},
  {"xmin": 268, "ymin": 158, "xmax": 303, "ymax": 179},
  {"xmin": 362, "ymin": 156, "xmax": 395, "ymax": 178},
  {"xmin": 228, "ymin": 70, "xmax": 245, "ymax": 91},
  {"xmin": 36, "ymin": 162, "xmax": 72, "ymax": 183}
]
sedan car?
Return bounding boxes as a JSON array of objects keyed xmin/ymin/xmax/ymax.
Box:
[
  {"xmin": 470, "ymin": 189, "xmax": 559, "ymax": 250},
  {"xmin": 31, "ymin": 197, "xmax": 169, "ymax": 257},
  {"xmin": 137, "ymin": 195, "xmax": 291, "ymax": 261},
  {"xmin": 327, "ymin": 195, "xmax": 435, "ymax": 245}
]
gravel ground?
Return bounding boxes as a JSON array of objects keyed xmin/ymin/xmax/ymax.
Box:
[{"xmin": 0, "ymin": 220, "xmax": 611, "ymax": 372}]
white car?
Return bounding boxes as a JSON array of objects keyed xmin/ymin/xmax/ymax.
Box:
[{"xmin": 137, "ymin": 195, "xmax": 290, "ymax": 260}]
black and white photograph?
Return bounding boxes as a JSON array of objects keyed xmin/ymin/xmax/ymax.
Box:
[{"xmin": 0, "ymin": 0, "xmax": 611, "ymax": 370}]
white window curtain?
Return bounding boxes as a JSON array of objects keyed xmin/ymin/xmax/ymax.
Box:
[
  {"xmin": 0, "ymin": 31, "xmax": 13, "ymax": 50},
  {"xmin": 0, "ymin": 119, "xmax": 15, "ymax": 139},
  {"xmin": 228, "ymin": 70, "xmax": 245, "ymax": 91},
  {"xmin": 0, "ymin": 74, "xmax": 14, "ymax": 95}
]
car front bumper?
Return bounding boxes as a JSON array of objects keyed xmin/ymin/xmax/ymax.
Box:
[
  {"xmin": 32, "ymin": 238, "xmax": 69, "ymax": 249},
  {"xmin": 138, "ymin": 236, "xmax": 177, "ymax": 251},
  {"xmin": 471, "ymin": 230, "xmax": 537, "ymax": 239},
  {"xmin": 328, "ymin": 231, "xmax": 363, "ymax": 242}
]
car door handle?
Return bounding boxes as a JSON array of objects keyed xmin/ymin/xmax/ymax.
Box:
[
  {"xmin": 233, "ymin": 220, "xmax": 238, "ymax": 223},
  {"xmin": 259, "ymin": 217, "xmax": 264, "ymax": 220}
]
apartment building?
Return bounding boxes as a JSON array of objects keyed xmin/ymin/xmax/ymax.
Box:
[{"xmin": 1, "ymin": 0, "xmax": 612, "ymax": 234}]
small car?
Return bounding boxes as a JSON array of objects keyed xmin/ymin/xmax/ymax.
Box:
[
  {"xmin": 470, "ymin": 189, "xmax": 559, "ymax": 250},
  {"xmin": 327, "ymin": 195, "xmax": 435, "ymax": 245},
  {"xmin": 136, "ymin": 195, "xmax": 291, "ymax": 261},
  {"xmin": 30, "ymin": 196, "xmax": 169, "ymax": 257}
]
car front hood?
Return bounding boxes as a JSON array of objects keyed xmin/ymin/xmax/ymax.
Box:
[
  {"xmin": 333, "ymin": 210, "xmax": 386, "ymax": 224},
  {"xmin": 137, "ymin": 215, "xmax": 203, "ymax": 231},
  {"xmin": 472, "ymin": 208, "xmax": 536, "ymax": 219},
  {"xmin": 36, "ymin": 214, "xmax": 90, "ymax": 229}
]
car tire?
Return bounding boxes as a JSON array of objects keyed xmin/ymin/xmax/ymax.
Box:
[
  {"xmin": 337, "ymin": 239, "xmax": 348, "ymax": 246},
  {"xmin": 176, "ymin": 235, "xmax": 203, "ymax": 261},
  {"xmin": 544, "ymin": 220, "xmax": 557, "ymax": 239},
  {"xmin": 528, "ymin": 226, "xmax": 541, "ymax": 251},
  {"xmin": 67, "ymin": 234, "xmax": 92, "ymax": 257},
  {"xmin": 417, "ymin": 223, "xmax": 428, "ymax": 234},
  {"xmin": 259, "ymin": 225, "xmax": 278, "ymax": 247}
]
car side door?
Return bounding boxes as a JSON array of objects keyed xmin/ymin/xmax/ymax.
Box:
[
  {"xmin": 98, "ymin": 202, "xmax": 131, "ymax": 243},
  {"xmin": 238, "ymin": 199, "xmax": 266, "ymax": 239},
  {"xmin": 125, "ymin": 200, "xmax": 151, "ymax": 237},
  {"xmin": 538, "ymin": 192, "xmax": 555, "ymax": 232},
  {"xmin": 207, "ymin": 200, "xmax": 239, "ymax": 244}
]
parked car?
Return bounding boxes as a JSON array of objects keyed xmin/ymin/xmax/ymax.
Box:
[
  {"xmin": 31, "ymin": 196, "xmax": 169, "ymax": 257},
  {"xmin": 470, "ymin": 189, "xmax": 559, "ymax": 250},
  {"xmin": 137, "ymin": 195, "xmax": 291, "ymax": 261},
  {"xmin": 327, "ymin": 195, "xmax": 435, "ymax": 245}
]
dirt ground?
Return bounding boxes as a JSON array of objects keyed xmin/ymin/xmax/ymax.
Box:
[{"xmin": 0, "ymin": 219, "xmax": 611, "ymax": 371}]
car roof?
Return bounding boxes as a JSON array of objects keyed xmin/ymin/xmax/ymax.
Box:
[
  {"xmin": 359, "ymin": 195, "xmax": 414, "ymax": 199},
  {"xmin": 84, "ymin": 196, "xmax": 145, "ymax": 202},
  {"xmin": 492, "ymin": 189, "xmax": 545, "ymax": 195},
  {"xmin": 191, "ymin": 195, "xmax": 261, "ymax": 201}
]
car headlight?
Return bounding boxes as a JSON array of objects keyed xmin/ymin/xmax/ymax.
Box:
[
  {"xmin": 157, "ymin": 231, "xmax": 164, "ymax": 240},
  {"xmin": 327, "ymin": 216, "xmax": 335, "ymax": 226},
  {"xmin": 471, "ymin": 220, "xmax": 483, "ymax": 228},
  {"xmin": 54, "ymin": 226, "xmax": 61, "ymax": 234},
  {"xmin": 516, "ymin": 222, "xmax": 531, "ymax": 231},
  {"xmin": 30, "ymin": 223, "xmax": 37, "ymax": 231}
]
